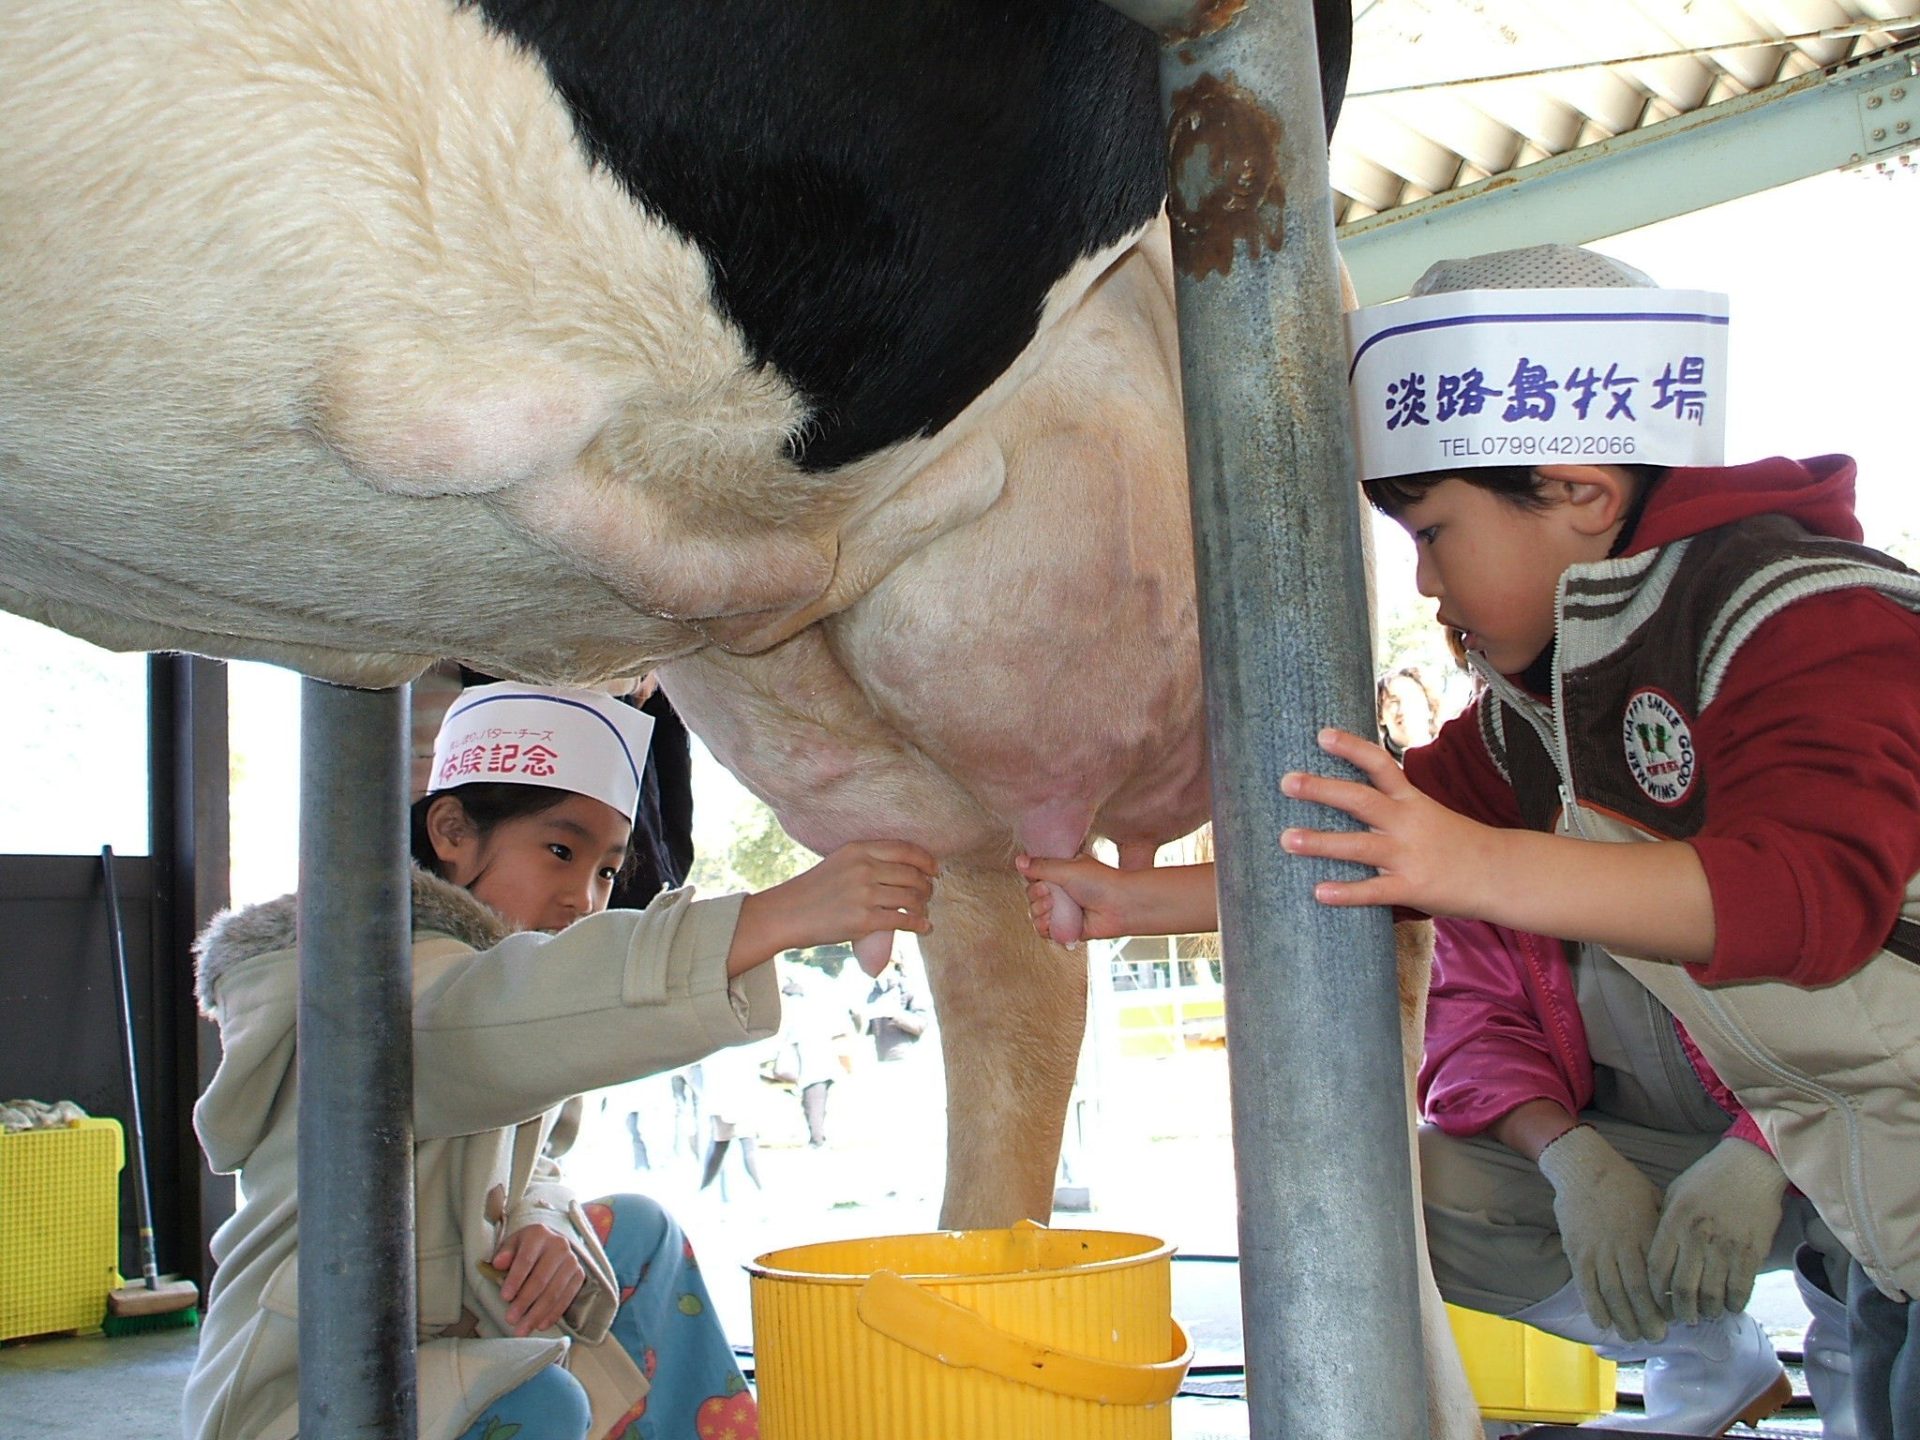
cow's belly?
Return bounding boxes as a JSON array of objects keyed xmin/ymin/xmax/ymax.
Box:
[{"xmin": 663, "ymin": 235, "xmax": 1208, "ymax": 863}]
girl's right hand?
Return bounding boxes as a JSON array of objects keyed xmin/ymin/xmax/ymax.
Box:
[
  {"xmin": 491, "ymin": 1223, "xmax": 585, "ymax": 1337},
  {"xmin": 729, "ymin": 840, "xmax": 937, "ymax": 974}
]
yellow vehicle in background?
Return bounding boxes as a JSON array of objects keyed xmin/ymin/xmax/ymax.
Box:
[{"xmin": 1104, "ymin": 936, "xmax": 1224, "ymax": 1058}]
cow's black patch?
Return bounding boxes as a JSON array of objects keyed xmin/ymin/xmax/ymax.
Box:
[{"xmin": 464, "ymin": 0, "xmax": 1350, "ymax": 471}]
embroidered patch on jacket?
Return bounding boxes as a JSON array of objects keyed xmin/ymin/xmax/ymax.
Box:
[{"xmin": 1623, "ymin": 689, "xmax": 1696, "ymax": 804}]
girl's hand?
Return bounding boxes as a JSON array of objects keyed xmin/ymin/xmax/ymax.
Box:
[
  {"xmin": 1279, "ymin": 727, "xmax": 1498, "ymax": 916},
  {"xmin": 731, "ymin": 840, "xmax": 937, "ymax": 974},
  {"xmin": 492, "ymin": 1222, "xmax": 585, "ymax": 1337},
  {"xmin": 1014, "ymin": 853, "xmax": 1134, "ymax": 942}
]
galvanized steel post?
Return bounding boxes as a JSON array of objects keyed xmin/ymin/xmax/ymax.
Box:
[
  {"xmin": 1101, "ymin": 1, "xmax": 1432, "ymax": 1436},
  {"xmin": 297, "ymin": 679, "xmax": 418, "ymax": 1439}
]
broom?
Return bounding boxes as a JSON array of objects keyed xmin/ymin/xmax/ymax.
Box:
[{"xmin": 99, "ymin": 845, "xmax": 200, "ymax": 1336}]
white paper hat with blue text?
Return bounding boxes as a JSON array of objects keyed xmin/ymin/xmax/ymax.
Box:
[{"xmin": 1346, "ymin": 244, "xmax": 1729, "ymax": 482}]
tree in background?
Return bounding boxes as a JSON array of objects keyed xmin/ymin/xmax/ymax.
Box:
[
  {"xmin": 1879, "ymin": 525, "xmax": 1920, "ymax": 570},
  {"xmin": 688, "ymin": 797, "xmax": 853, "ymax": 976}
]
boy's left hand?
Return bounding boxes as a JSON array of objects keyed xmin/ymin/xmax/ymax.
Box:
[
  {"xmin": 491, "ymin": 1222, "xmax": 585, "ymax": 1336},
  {"xmin": 1280, "ymin": 727, "xmax": 1497, "ymax": 917},
  {"xmin": 1015, "ymin": 852, "xmax": 1133, "ymax": 943}
]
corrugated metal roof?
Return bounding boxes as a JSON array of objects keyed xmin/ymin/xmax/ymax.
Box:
[{"xmin": 1333, "ymin": 0, "xmax": 1920, "ymax": 221}]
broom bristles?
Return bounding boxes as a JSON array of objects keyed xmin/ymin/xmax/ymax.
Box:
[{"xmin": 101, "ymin": 1304, "xmax": 199, "ymax": 1337}]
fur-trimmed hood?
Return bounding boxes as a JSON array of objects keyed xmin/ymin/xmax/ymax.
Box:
[
  {"xmin": 192, "ymin": 867, "xmax": 512, "ymax": 1175},
  {"xmin": 194, "ymin": 867, "xmax": 511, "ymax": 1017}
]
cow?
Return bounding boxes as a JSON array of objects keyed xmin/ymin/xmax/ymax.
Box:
[{"xmin": 0, "ymin": 2, "xmax": 1478, "ymax": 1431}]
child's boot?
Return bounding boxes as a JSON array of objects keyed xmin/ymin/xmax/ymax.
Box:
[
  {"xmin": 1791, "ymin": 1244, "xmax": 1857, "ymax": 1440},
  {"xmin": 1511, "ymin": 1284, "xmax": 1792, "ymax": 1434}
]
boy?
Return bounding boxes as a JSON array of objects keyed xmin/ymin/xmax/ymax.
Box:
[{"xmin": 1019, "ymin": 245, "xmax": 1920, "ymax": 1440}]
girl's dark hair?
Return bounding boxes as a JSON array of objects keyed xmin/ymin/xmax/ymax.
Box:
[{"xmin": 410, "ymin": 782, "xmax": 636, "ymax": 881}]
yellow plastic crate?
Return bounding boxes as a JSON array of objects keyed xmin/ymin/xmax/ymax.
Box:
[
  {"xmin": 0, "ymin": 1118, "xmax": 124, "ymax": 1342},
  {"xmin": 1447, "ymin": 1302, "xmax": 1618, "ymax": 1423}
]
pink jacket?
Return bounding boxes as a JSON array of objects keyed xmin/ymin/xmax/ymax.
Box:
[{"xmin": 1419, "ymin": 916, "xmax": 1767, "ymax": 1151}]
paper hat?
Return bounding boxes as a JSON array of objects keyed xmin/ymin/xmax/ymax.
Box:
[
  {"xmin": 428, "ymin": 682, "xmax": 655, "ymax": 823},
  {"xmin": 1346, "ymin": 244, "xmax": 1729, "ymax": 482}
]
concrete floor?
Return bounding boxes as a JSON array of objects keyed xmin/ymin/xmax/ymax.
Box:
[
  {"xmin": 0, "ymin": 1322, "xmax": 197, "ymax": 1440},
  {"xmin": 0, "ymin": 1264, "xmax": 1837, "ymax": 1440}
]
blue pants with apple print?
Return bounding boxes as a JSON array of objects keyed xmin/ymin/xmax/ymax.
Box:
[{"xmin": 454, "ymin": 1193, "xmax": 754, "ymax": 1440}]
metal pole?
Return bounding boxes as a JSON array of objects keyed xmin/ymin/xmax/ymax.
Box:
[
  {"xmin": 298, "ymin": 679, "xmax": 417, "ymax": 1439},
  {"xmin": 1101, "ymin": 2, "xmax": 1433, "ymax": 1436}
]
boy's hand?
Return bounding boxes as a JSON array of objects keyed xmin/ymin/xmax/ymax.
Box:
[
  {"xmin": 1279, "ymin": 727, "xmax": 1497, "ymax": 917},
  {"xmin": 491, "ymin": 1222, "xmax": 585, "ymax": 1337},
  {"xmin": 1282, "ymin": 728, "xmax": 1717, "ymax": 964},
  {"xmin": 730, "ymin": 840, "xmax": 937, "ymax": 975},
  {"xmin": 1015, "ymin": 853, "xmax": 1222, "ymax": 941},
  {"xmin": 1015, "ymin": 853, "xmax": 1134, "ymax": 943}
]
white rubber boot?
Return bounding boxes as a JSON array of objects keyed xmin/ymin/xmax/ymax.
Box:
[
  {"xmin": 1511, "ymin": 1284, "xmax": 1792, "ymax": 1435},
  {"xmin": 1792, "ymin": 1245, "xmax": 1858, "ymax": 1440}
]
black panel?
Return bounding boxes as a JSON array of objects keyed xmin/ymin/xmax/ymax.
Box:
[
  {"xmin": 0, "ymin": 655, "xmax": 232, "ymax": 1300},
  {"xmin": 148, "ymin": 655, "xmax": 233, "ymax": 1288},
  {"xmin": 0, "ymin": 855, "xmax": 173, "ymax": 1291}
]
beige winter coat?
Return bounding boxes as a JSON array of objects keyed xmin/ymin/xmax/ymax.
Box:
[{"xmin": 184, "ymin": 870, "xmax": 777, "ymax": 1440}]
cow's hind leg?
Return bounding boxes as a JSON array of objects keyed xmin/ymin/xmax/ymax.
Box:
[{"xmin": 921, "ymin": 859, "xmax": 1087, "ymax": 1229}]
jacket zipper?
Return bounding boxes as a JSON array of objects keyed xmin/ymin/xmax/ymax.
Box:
[{"xmin": 1685, "ymin": 985, "xmax": 1889, "ymax": 1279}]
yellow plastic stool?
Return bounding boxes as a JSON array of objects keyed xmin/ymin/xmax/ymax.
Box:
[
  {"xmin": 0, "ymin": 1119, "xmax": 124, "ymax": 1341},
  {"xmin": 1448, "ymin": 1302, "xmax": 1618, "ymax": 1423}
]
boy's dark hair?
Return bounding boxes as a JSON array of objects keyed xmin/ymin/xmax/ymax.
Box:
[
  {"xmin": 1363, "ymin": 463, "xmax": 1669, "ymax": 555},
  {"xmin": 409, "ymin": 783, "xmax": 637, "ymax": 882},
  {"xmin": 1364, "ymin": 464, "xmax": 1542, "ymax": 517}
]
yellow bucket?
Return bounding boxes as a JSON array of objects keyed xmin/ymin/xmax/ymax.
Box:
[
  {"xmin": 1447, "ymin": 1304, "xmax": 1618, "ymax": 1423},
  {"xmin": 747, "ymin": 1221, "xmax": 1192, "ymax": 1439}
]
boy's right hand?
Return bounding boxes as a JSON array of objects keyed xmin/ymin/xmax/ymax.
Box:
[
  {"xmin": 1015, "ymin": 853, "xmax": 1132, "ymax": 943},
  {"xmin": 729, "ymin": 840, "xmax": 937, "ymax": 975}
]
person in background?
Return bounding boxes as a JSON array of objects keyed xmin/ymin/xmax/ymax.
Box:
[
  {"xmin": 1377, "ymin": 663, "xmax": 1444, "ymax": 760},
  {"xmin": 697, "ymin": 1047, "xmax": 770, "ymax": 1201},
  {"xmin": 187, "ymin": 682, "xmax": 936, "ymax": 1440},
  {"xmin": 777, "ymin": 960, "xmax": 857, "ymax": 1148},
  {"xmin": 861, "ymin": 953, "xmax": 929, "ymax": 1064}
]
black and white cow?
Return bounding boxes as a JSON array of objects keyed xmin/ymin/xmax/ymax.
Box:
[{"xmin": 0, "ymin": 5, "xmax": 1477, "ymax": 1428}]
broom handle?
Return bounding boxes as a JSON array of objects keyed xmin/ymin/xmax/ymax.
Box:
[{"xmin": 101, "ymin": 845, "xmax": 162, "ymax": 1290}]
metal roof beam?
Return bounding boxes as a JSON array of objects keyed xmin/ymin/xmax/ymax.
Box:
[{"xmin": 1339, "ymin": 41, "xmax": 1920, "ymax": 303}]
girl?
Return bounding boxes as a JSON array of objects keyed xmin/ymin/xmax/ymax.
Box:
[{"xmin": 186, "ymin": 682, "xmax": 937, "ymax": 1440}]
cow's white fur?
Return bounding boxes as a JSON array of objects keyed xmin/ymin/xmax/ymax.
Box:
[
  {"xmin": 4, "ymin": 0, "xmax": 839, "ymax": 683},
  {"xmin": 3, "ymin": 6, "xmax": 1478, "ymax": 1430}
]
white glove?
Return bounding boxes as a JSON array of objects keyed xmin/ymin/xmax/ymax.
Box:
[
  {"xmin": 1646, "ymin": 1137, "xmax": 1786, "ymax": 1326},
  {"xmin": 1537, "ymin": 1124, "xmax": 1668, "ymax": 1342}
]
